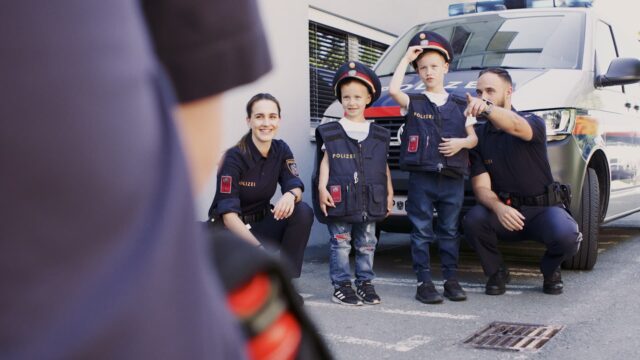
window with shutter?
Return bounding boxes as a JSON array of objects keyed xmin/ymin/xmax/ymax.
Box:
[{"xmin": 308, "ymin": 21, "xmax": 388, "ymax": 139}]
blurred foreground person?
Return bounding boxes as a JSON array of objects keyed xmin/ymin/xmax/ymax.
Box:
[{"xmin": 0, "ymin": 0, "xmax": 270, "ymax": 358}]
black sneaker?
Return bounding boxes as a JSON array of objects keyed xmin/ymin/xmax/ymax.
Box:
[
  {"xmin": 332, "ymin": 283, "xmax": 363, "ymax": 306},
  {"xmin": 486, "ymin": 265, "xmax": 511, "ymax": 295},
  {"xmin": 356, "ymin": 281, "xmax": 381, "ymax": 305},
  {"xmin": 415, "ymin": 281, "xmax": 444, "ymax": 304},
  {"xmin": 543, "ymin": 269, "xmax": 563, "ymax": 295},
  {"xmin": 443, "ymin": 279, "xmax": 467, "ymax": 301}
]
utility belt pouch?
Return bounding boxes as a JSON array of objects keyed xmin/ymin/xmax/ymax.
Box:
[{"xmin": 546, "ymin": 182, "xmax": 572, "ymax": 209}]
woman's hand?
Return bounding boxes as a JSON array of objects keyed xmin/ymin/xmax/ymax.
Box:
[
  {"xmin": 318, "ymin": 187, "xmax": 335, "ymax": 217},
  {"xmin": 272, "ymin": 191, "xmax": 296, "ymax": 220}
]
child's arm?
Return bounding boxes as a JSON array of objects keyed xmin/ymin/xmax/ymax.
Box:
[
  {"xmin": 385, "ymin": 164, "xmax": 394, "ymax": 217},
  {"xmin": 389, "ymin": 46, "xmax": 424, "ymax": 110},
  {"xmin": 318, "ymin": 151, "xmax": 335, "ymax": 216},
  {"xmin": 438, "ymin": 124, "xmax": 478, "ymax": 157}
]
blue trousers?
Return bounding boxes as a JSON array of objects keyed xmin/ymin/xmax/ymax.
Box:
[
  {"xmin": 407, "ymin": 172, "xmax": 465, "ymax": 283},
  {"xmin": 328, "ymin": 221, "xmax": 377, "ymax": 287},
  {"xmin": 463, "ymin": 204, "xmax": 581, "ymax": 278}
]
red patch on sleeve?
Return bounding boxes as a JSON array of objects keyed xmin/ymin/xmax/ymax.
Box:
[
  {"xmin": 220, "ymin": 176, "xmax": 232, "ymax": 194},
  {"xmin": 330, "ymin": 185, "xmax": 342, "ymax": 203},
  {"xmin": 408, "ymin": 135, "xmax": 419, "ymax": 153}
]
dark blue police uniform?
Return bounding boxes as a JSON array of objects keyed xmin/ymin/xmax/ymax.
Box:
[
  {"xmin": 209, "ymin": 138, "xmax": 312, "ymax": 278},
  {"xmin": 400, "ymin": 32, "xmax": 470, "ymax": 285},
  {"xmin": 463, "ymin": 110, "xmax": 581, "ymax": 279},
  {"xmin": 2, "ymin": 0, "xmax": 269, "ymax": 358}
]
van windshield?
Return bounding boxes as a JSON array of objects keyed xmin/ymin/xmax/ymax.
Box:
[{"xmin": 375, "ymin": 11, "xmax": 585, "ymax": 75}]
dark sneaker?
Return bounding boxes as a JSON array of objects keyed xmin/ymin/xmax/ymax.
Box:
[
  {"xmin": 486, "ymin": 265, "xmax": 511, "ymax": 295},
  {"xmin": 543, "ymin": 269, "xmax": 563, "ymax": 295},
  {"xmin": 356, "ymin": 281, "xmax": 381, "ymax": 305},
  {"xmin": 332, "ymin": 283, "xmax": 363, "ymax": 306},
  {"xmin": 443, "ymin": 279, "xmax": 467, "ymax": 301},
  {"xmin": 415, "ymin": 281, "xmax": 444, "ymax": 304}
]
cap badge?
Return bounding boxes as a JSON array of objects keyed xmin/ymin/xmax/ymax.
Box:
[
  {"xmin": 420, "ymin": 40, "xmax": 430, "ymax": 46},
  {"xmin": 349, "ymin": 62, "xmax": 356, "ymax": 69},
  {"xmin": 348, "ymin": 69, "xmax": 357, "ymax": 76},
  {"xmin": 419, "ymin": 33, "xmax": 426, "ymax": 40}
]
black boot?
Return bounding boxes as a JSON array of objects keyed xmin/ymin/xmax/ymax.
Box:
[
  {"xmin": 485, "ymin": 265, "xmax": 511, "ymax": 295},
  {"xmin": 543, "ymin": 269, "xmax": 563, "ymax": 295}
]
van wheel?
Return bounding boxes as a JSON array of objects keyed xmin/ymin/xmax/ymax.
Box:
[{"xmin": 562, "ymin": 168, "xmax": 600, "ymax": 270}]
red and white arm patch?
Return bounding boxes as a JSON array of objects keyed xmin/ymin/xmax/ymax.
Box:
[{"xmin": 220, "ymin": 175, "xmax": 232, "ymax": 194}]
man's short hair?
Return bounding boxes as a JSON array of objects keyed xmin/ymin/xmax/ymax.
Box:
[{"xmin": 478, "ymin": 67, "xmax": 513, "ymax": 86}]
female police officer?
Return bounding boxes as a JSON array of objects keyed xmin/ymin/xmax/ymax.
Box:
[{"xmin": 208, "ymin": 93, "xmax": 313, "ymax": 279}]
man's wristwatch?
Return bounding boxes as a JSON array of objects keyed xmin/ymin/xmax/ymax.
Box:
[{"xmin": 480, "ymin": 100, "xmax": 494, "ymax": 117}]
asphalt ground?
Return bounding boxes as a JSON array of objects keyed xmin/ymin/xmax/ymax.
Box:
[{"xmin": 296, "ymin": 212, "xmax": 640, "ymax": 359}]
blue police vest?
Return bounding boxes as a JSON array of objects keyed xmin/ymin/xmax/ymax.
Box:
[
  {"xmin": 399, "ymin": 93, "xmax": 469, "ymax": 176},
  {"xmin": 312, "ymin": 121, "xmax": 390, "ymax": 224}
]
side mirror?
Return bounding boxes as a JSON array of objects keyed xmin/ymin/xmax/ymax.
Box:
[{"xmin": 595, "ymin": 57, "xmax": 640, "ymax": 87}]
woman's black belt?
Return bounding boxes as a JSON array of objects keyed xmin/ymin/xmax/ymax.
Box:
[{"xmin": 241, "ymin": 206, "xmax": 271, "ymax": 224}]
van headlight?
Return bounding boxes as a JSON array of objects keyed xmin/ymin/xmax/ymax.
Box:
[{"xmin": 532, "ymin": 109, "xmax": 575, "ymax": 141}]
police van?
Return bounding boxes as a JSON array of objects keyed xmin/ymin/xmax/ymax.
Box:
[{"xmin": 319, "ymin": 0, "xmax": 640, "ymax": 270}]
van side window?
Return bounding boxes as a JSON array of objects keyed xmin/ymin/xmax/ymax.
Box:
[{"xmin": 595, "ymin": 21, "xmax": 622, "ymax": 93}]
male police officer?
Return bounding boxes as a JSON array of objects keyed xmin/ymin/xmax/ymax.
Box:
[{"xmin": 463, "ymin": 68, "xmax": 582, "ymax": 295}]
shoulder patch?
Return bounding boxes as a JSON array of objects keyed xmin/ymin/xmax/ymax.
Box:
[
  {"xmin": 220, "ymin": 175, "xmax": 232, "ymax": 194},
  {"xmin": 286, "ymin": 159, "xmax": 299, "ymax": 176}
]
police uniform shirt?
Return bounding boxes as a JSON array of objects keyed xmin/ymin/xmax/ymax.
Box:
[
  {"xmin": 1, "ymin": 0, "xmax": 269, "ymax": 358},
  {"xmin": 469, "ymin": 111, "xmax": 554, "ymax": 197},
  {"xmin": 211, "ymin": 138, "xmax": 304, "ymax": 218}
]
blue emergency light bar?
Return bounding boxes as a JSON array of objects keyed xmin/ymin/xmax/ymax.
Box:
[{"xmin": 449, "ymin": 0, "xmax": 593, "ymax": 16}]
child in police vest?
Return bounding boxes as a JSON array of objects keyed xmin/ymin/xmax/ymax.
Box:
[
  {"xmin": 313, "ymin": 61, "xmax": 393, "ymax": 305},
  {"xmin": 389, "ymin": 31, "xmax": 478, "ymax": 304}
]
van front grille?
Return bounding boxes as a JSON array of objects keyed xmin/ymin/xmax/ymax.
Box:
[{"xmin": 373, "ymin": 117, "xmax": 404, "ymax": 170}]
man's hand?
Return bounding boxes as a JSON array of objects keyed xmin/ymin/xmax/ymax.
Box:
[
  {"xmin": 272, "ymin": 192, "xmax": 296, "ymax": 220},
  {"xmin": 318, "ymin": 187, "xmax": 335, "ymax": 217},
  {"xmin": 439, "ymin": 138, "xmax": 465, "ymax": 157},
  {"xmin": 464, "ymin": 93, "xmax": 489, "ymax": 118},
  {"xmin": 404, "ymin": 46, "xmax": 424, "ymax": 63},
  {"xmin": 495, "ymin": 203, "xmax": 525, "ymax": 231}
]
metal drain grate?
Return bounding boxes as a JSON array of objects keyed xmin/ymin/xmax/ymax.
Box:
[{"xmin": 464, "ymin": 322, "xmax": 563, "ymax": 351}]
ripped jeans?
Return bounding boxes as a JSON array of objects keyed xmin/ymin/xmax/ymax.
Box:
[{"xmin": 328, "ymin": 221, "xmax": 377, "ymax": 287}]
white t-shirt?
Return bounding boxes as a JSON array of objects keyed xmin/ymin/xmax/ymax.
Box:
[
  {"xmin": 401, "ymin": 91, "xmax": 477, "ymax": 127},
  {"xmin": 320, "ymin": 118, "xmax": 371, "ymax": 150},
  {"xmin": 338, "ymin": 117, "xmax": 370, "ymax": 142}
]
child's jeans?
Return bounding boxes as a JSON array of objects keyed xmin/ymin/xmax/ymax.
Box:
[
  {"xmin": 407, "ymin": 171, "xmax": 464, "ymax": 283},
  {"xmin": 328, "ymin": 221, "xmax": 377, "ymax": 287}
]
